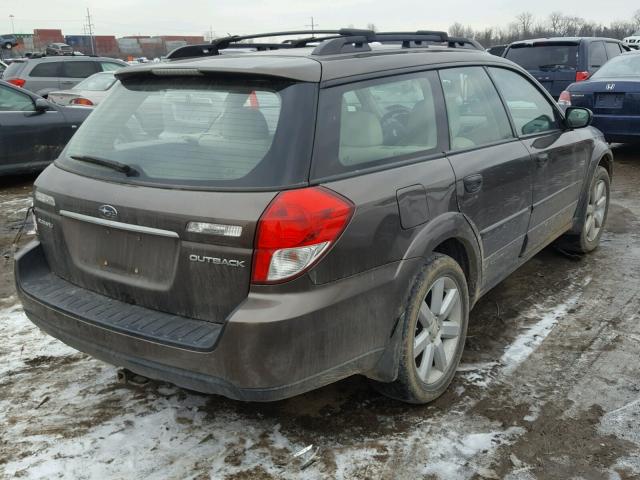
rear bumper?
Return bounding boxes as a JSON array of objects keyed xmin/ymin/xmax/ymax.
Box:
[
  {"xmin": 15, "ymin": 241, "xmax": 420, "ymax": 401},
  {"xmin": 592, "ymin": 114, "xmax": 640, "ymax": 143}
]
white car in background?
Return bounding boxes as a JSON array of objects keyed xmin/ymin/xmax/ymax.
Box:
[
  {"xmin": 48, "ymin": 71, "xmax": 118, "ymax": 107},
  {"xmin": 623, "ymin": 34, "xmax": 640, "ymax": 50}
]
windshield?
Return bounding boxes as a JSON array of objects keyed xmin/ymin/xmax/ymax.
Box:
[
  {"xmin": 506, "ymin": 44, "xmax": 579, "ymax": 70},
  {"xmin": 58, "ymin": 75, "xmax": 317, "ymax": 190},
  {"xmin": 592, "ymin": 54, "xmax": 640, "ymax": 78},
  {"xmin": 73, "ymin": 72, "xmax": 117, "ymax": 91}
]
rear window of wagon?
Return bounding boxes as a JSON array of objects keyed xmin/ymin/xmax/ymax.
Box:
[{"xmin": 57, "ymin": 75, "xmax": 317, "ymax": 190}]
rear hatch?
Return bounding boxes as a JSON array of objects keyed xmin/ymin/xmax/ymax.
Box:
[
  {"xmin": 3, "ymin": 60, "xmax": 27, "ymax": 85},
  {"xmin": 505, "ymin": 41, "xmax": 580, "ymax": 98},
  {"xmin": 35, "ymin": 71, "xmax": 317, "ymax": 323}
]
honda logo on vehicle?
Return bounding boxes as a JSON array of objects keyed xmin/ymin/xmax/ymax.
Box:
[
  {"xmin": 189, "ymin": 254, "xmax": 246, "ymax": 268},
  {"xmin": 98, "ymin": 205, "xmax": 118, "ymax": 219},
  {"xmin": 606, "ymin": 83, "xmax": 616, "ymax": 91}
]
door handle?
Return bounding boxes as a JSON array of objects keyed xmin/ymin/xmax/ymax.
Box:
[
  {"xmin": 463, "ymin": 174, "xmax": 483, "ymax": 194},
  {"xmin": 535, "ymin": 153, "xmax": 549, "ymax": 166}
]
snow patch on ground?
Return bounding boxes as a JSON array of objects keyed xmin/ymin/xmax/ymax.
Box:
[
  {"xmin": 2, "ymin": 197, "xmax": 32, "ymax": 217},
  {"xmin": 500, "ymin": 294, "xmax": 580, "ymax": 374}
]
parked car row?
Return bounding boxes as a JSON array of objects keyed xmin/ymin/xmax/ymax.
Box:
[
  {"xmin": 560, "ymin": 50, "xmax": 640, "ymax": 143},
  {"xmin": 3, "ymin": 55, "xmax": 127, "ymax": 97},
  {"xmin": 484, "ymin": 36, "xmax": 640, "ymax": 143},
  {"xmin": 502, "ymin": 37, "xmax": 628, "ymax": 98}
]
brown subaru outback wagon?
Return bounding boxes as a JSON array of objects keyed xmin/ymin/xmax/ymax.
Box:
[{"xmin": 16, "ymin": 29, "xmax": 612, "ymax": 403}]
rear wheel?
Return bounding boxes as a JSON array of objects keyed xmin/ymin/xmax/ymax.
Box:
[
  {"xmin": 372, "ymin": 254, "xmax": 469, "ymax": 404},
  {"xmin": 563, "ymin": 165, "xmax": 610, "ymax": 253}
]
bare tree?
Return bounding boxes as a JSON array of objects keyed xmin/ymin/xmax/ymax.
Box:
[
  {"xmin": 633, "ymin": 10, "xmax": 640, "ymax": 32},
  {"xmin": 549, "ymin": 12, "xmax": 563, "ymax": 35},
  {"xmin": 449, "ymin": 23, "xmax": 465, "ymax": 37},
  {"xmin": 366, "ymin": 23, "xmax": 378, "ymax": 32},
  {"xmin": 516, "ymin": 12, "xmax": 534, "ymax": 37}
]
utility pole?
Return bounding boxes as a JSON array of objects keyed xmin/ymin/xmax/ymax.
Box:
[
  {"xmin": 9, "ymin": 14, "xmax": 15, "ymax": 34},
  {"xmin": 305, "ymin": 17, "xmax": 318, "ymax": 34},
  {"xmin": 84, "ymin": 8, "xmax": 96, "ymax": 55}
]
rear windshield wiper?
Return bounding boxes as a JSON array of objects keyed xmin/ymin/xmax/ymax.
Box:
[{"xmin": 70, "ymin": 155, "xmax": 139, "ymax": 177}]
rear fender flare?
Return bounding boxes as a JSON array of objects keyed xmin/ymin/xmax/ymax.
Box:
[{"xmin": 404, "ymin": 211, "xmax": 483, "ymax": 306}]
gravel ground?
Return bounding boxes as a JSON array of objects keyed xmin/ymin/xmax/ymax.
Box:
[{"xmin": 1, "ymin": 145, "xmax": 639, "ymax": 479}]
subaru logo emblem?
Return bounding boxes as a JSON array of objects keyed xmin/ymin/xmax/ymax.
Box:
[
  {"xmin": 98, "ymin": 205, "xmax": 118, "ymax": 219},
  {"xmin": 606, "ymin": 83, "xmax": 615, "ymax": 91}
]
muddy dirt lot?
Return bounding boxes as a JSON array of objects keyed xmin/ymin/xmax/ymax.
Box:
[{"xmin": 1, "ymin": 146, "xmax": 639, "ymax": 479}]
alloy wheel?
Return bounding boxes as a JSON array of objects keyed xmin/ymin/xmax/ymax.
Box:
[
  {"xmin": 413, "ymin": 276, "xmax": 462, "ymax": 385},
  {"xmin": 585, "ymin": 179, "xmax": 607, "ymax": 242}
]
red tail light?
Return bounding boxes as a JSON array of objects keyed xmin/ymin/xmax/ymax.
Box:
[
  {"xmin": 7, "ymin": 78, "xmax": 26, "ymax": 88},
  {"xmin": 558, "ymin": 90, "xmax": 572, "ymax": 107},
  {"xmin": 575, "ymin": 71, "xmax": 590, "ymax": 82},
  {"xmin": 252, "ymin": 186, "xmax": 354, "ymax": 284},
  {"xmin": 71, "ymin": 97, "xmax": 94, "ymax": 106}
]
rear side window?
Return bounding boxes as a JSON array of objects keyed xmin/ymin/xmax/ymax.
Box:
[
  {"xmin": 439, "ymin": 67, "xmax": 513, "ymax": 151},
  {"xmin": 589, "ymin": 42, "xmax": 607, "ymax": 69},
  {"xmin": 63, "ymin": 61, "xmax": 99, "ymax": 78},
  {"xmin": 101, "ymin": 62, "xmax": 124, "ymax": 72},
  {"xmin": 505, "ymin": 44, "xmax": 579, "ymax": 70},
  {"xmin": 489, "ymin": 68, "xmax": 560, "ymax": 136},
  {"xmin": 29, "ymin": 62, "xmax": 62, "ymax": 77},
  {"xmin": 313, "ymin": 71, "xmax": 442, "ymax": 178},
  {"xmin": 0, "ymin": 85, "xmax": 34, "ymax": 111},
  {"xmin": 58, "ymin": 76, "xmax": 317, "ymax": 189},
  {"xmin": 605, "ymin": 42, "xmax": 623, "ymax": 59}
]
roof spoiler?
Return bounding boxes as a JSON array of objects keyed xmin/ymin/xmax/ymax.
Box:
[{"xmin": 166, "ymin": 29, "xmax": 481, "ymax": 60}]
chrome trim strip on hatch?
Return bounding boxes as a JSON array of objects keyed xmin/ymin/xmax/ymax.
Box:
[{"xmin": 59, "ymin": 210, "xmax": 180, "ymax": 238}]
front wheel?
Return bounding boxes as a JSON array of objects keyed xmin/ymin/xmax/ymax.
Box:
[
  {"xmin": 562, "ymin": 165, "xmax": 610, "ymax": 253},
  {"xmin": 372, "ymin": 254, "xmax": 469, "ymax": 404}
]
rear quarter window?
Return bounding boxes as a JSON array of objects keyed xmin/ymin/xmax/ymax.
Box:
[
  {"xmin": 589, "ymin": 42, "xmax": 607, "ymax": 69},
  {"xmin": 63, "ymin": 61, "xmax": 99, "ymax": 78},
  {"xmin": 29, "ymin": 62, "xmax": 62, "ymax": 77},
  {"xmin": 312, "ymin": 71, "xmax": 444, "ymax": 179}
]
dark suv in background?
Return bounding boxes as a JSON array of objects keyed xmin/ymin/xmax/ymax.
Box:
[
  {"xmin": 504, "ymin": 37, "xmax": 628, "ymax": 98},
  {"xmin": 3, "ymin": 55, "xmax": 127, "ymax": 97},
  {"xmin": 15, "ymin": 29, "xmax": 612, "ymax": 404},
  {"xmin": 0, "ymin": 34, "xmax": 18, "ymax": 50}
]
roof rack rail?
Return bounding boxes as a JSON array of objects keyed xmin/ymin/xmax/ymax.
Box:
[{"xmin": 165, "ymin": 29, "xmax": 480, "ymax": 60}]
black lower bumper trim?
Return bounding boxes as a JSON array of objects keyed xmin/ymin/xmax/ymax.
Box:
[{"xmin": 16, "ymin": 242, "xmax": 222, "ymax": 351}]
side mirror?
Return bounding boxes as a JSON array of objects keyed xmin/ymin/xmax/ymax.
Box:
[
  {"xmin": 34, "ymin": 98, "xmax": 50, "ymax": 113},
  {"xmin": 565, "ymin": 107, "xmax": 592, "ymax": 129}
]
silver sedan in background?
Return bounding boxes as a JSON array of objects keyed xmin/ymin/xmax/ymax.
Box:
[{"xmin": 48, "ymin": 71, "xmax": 118, "ymax": 107}]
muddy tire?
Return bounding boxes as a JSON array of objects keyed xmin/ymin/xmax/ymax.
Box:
[
  {"xmin": 372, "ymin": 253, "xmax": 469, "ymax": 404},
  {"xmin": 562, "ymin": 166, "xmax": 611, "ymax": 254}
]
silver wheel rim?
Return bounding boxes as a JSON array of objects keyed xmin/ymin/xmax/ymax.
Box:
[
  {"xmin": 585, "ymin": 179, "xmax": 607, "ymax": 242},
  {"xmin": 413, "ymin": 276, "xmax": 462, "ymax": 385}
]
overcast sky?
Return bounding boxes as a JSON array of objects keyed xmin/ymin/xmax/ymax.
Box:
[{"xmin": 5, "ymin": 0, "xmax": 638, "ymax": 38}]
